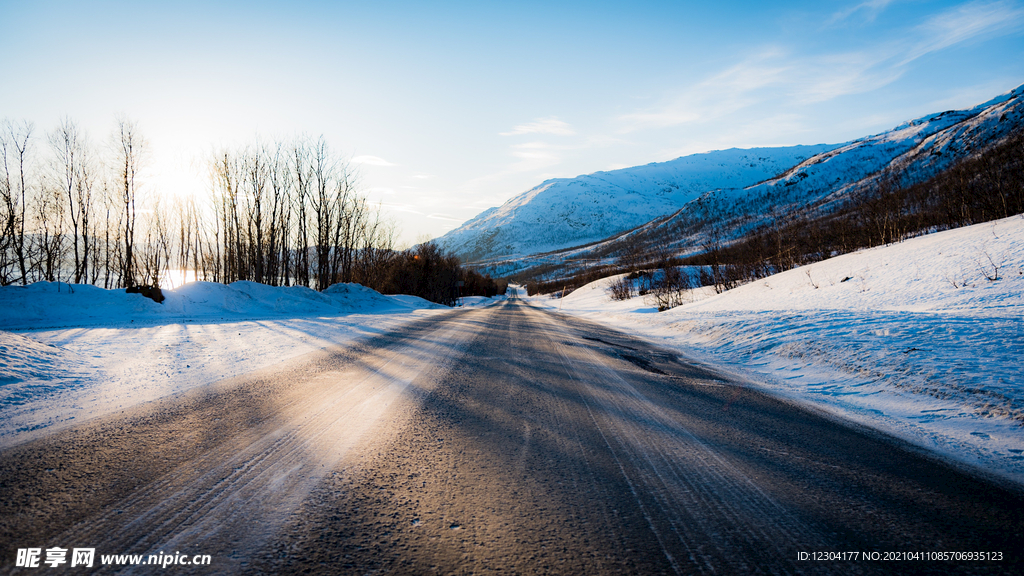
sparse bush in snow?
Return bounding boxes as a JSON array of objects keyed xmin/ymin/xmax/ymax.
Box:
[
  {"xmin": 976, "ymin": 248, "xmax": 1004, "ymax": 282},
  {"xmin": 805, "ymin": 268, "xmax": 819, "ymax": 289},
  {"xmin": 629, "ymin": 269, "xmax": 655, "ymax": 295},
  {"xmin": 648, "ymin": 266, "xmax": 693, "ymax": 311},
  {"xmin": 943, "ymin": 265, "xmax": 969, "ymax": 289},
  {"xmin": 609, "ymin": 276, "xmax": 634, "ymax": 300}
]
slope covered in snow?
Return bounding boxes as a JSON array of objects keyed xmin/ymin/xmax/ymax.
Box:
[
  {"xmin": 719, "ymin": 84, "xmax": 1024, "ymax": 218},
  {"xmin": 0, "ymin": 280, "xmax": 443, "ymax": 331},
  {"xmin": 527, "ymin": 215, "xmax": 1024, "ymax": 485},
  {"xmin": 437, "ymin": 146, "xmax": 834, "ymax": 262},
  {"xmin": 440, "ymin": 84, "xmax": 1024, "ymax": 266}
]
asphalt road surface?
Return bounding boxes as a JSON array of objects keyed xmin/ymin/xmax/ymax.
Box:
[{"xmin": 1, "ymin": 290, "xmax": 1022, "ymax": 575}]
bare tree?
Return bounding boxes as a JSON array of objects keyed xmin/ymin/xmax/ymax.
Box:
[
  {"xmin": 189, "ymin": 135, "xmax": 405, "ymax": 294},
  {"xmin": 331, "ymin": 167, "xmax": 358, "ymax": 284},
  {"xmin": 0, "ymin": 123, "xmax": 16, "ymax": 284},
  {"xmin": 1, "ymin": 120, "xmax": 34, "ymax": 285},
  {"xmin": 609, "ymin": 275, "xmax": 634, "ymax": 300},
  {"xmin": 292, "ymin": 140, "xmax": 312, "ymax": 287},
  {"xmin": 172, "ymin": 193, "xmax": 206, "ymax": 285},
  {"xmin": 211, "ymin": 148, "xmax": 249, "ymax": 283},
  {"xmin": 98, "ymin": 178, "xmax": 122, "ymax": 288},
  {"xmin": 49, "ymin": 118, "xmax": 96, "ymax": 283},
  {"xmin": 264, "ymin": 141, "xmax": 288, "ymax": 284},
  {"xmin": 648, "ymin": 265, "xmax": 692, "ymax": 311},
  {"xmin": 242, "ymin": 145, "xmax": 268, "ymax": 283},
  {"xmin": 353, "ymin": 204, "xmax": 397, "ymax": 290},
  {"xmin": 115, "ymin": 118, "xmax": 145, "ymax": 287},
  {"xmin": 616, "ymin": 233, "xmax": 647, "ymax": 274},
  {"xmin": 33, "ymin": 176, "xmax": 66, "ymax": 282},
  {"xmin": 139, "ymin": 198, "xmax": 171, "ymax": 286},
  {"xmin": 309, "ymin": 137, "xmax": 335, "ymax": 291}
]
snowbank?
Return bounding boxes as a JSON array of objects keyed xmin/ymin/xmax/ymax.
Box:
[
  {"xmin": 529, "ymin": 215, "xmax": 1024, "ymax": 485},
  {"xmin": 0, "ymin": 280, "xmax": 445, "ymax": 331}
]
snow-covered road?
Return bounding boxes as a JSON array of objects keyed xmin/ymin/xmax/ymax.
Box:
[
  {"xmin": 3, "ymin": 292, "xmax": 1021, "ymax": 575},
  {"xmin": 1, "ymin": 217, "xmax": 1022, "ymax": 573}
]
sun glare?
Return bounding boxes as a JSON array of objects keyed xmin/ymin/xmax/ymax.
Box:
[{"xmin": 146, "ymin": 148, "xmax": 209, "ymax": 204}]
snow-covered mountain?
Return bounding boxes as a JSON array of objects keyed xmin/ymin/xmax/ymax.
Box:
[
  {"xmin": 438, "ymin": 84, "xmax": 1024, "ymax": 264},
  {"xmin": 438, "ymin": 146, "xmax": 834, "ymax": 262},
  {"xmin": 723, "ymin": 84, "xmax": 1024, "ymax": 215}
]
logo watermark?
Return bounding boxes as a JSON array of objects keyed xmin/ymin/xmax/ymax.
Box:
[{"xmin": 15, "ymin": 548, "xmax": 212, "ymax": 569}]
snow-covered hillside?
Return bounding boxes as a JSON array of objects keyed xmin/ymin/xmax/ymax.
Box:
[
  {"xmin": 437, "ymin": 145, "xmax": 834, "ymax": 262},
  {"xmin": 720, "ymin": 84, "xmax": 1024, "ymax": 216},
  {"xmin": 0, "ymin": 281, "xmax": 502, "ymax": 447},
  {"xmin": 527, "ymin": 215, "xmax": 1024, "ymax": 485},
  {"xmin": 440, "ymin": 84, "xmax": 1024, "ymax": 266}
]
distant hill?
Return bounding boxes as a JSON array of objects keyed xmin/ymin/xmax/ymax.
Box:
[
  {"xmin": 436, "ymin": 84, "xmax": 1024, "ymax": 268},
  {"xmin": 436, "ymin": 145, "xmax": 834, "ymax": 263}
]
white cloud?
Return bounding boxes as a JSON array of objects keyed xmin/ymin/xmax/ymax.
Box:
[
  {"xmin": 351, "ymin": 155, "xmax": 397, "ymax": 166},
  {"xmin": 461, "ymin": 132, "xmax": 636, "ymax": 195},
  {"xmin": 797, "ymin": 50, "xmax": 905, "ymax": 103},
  {"xmin": 618, "ymin": 1, "xmax": 1024, "ymax": 133},
  {"xmin": 901, "ymin": 0, "xmax": 1024, "ymax": 64},
  {"xmin": 499, "ymin": 117, "xmax": 575, "ymax": 136},
  {"xmin": 376, "ymin": 201, "xmax": 422, "ymax": 214},
  {"xmin": 508, "ymin": 141, "xmax": 564, "ymax": 172},
  {"xmin": 616, "ymin": 50, "xmax": 796, "ymax": 131},
  {"xmin": 828, "ymin": 0, "xmax": 899, "ymax": 25},
  {"xmin": 427, "ymin": 213, "xmax": 463, "ymax": 222}
]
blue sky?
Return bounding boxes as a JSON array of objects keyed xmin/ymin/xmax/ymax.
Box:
[{"xmin": 2, "ymin": 0, "xmax": 1023, "ymax": 244}]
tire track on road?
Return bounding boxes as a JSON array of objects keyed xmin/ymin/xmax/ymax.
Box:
[
  {"xmin": 532, "ymin": 306, "xmax": 826, "ymax": 574},
  {"xmin": 1, "ymin": 312, "xmax": 478, "ymax": 574}
]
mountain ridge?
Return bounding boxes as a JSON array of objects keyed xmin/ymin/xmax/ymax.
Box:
[
  {"xmin": 437, "ymin": 84, "xmax": 1024, "ymax": 267},
  {"xmin": 440, "ymin": 145, "xmax": 836, "ymax": 262}
]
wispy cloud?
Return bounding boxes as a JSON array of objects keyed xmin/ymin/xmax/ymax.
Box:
[
  {"xmin": 375, "ymin": 201, "xmax": 422, "ymax": 214},
  {"xmin": 618, "ymin": 0, "xmax": 1024, "ymax": 133},
  {"xmin": 465, "ymin": 129, "xmax": 637, "ymax": 195},
  {"xmin": 427, "ymin": 213, "xmax": 463, "ymax": 222},
  {"xmin": 901, "ymin": 0, "xmax": 1024, "ymax": 64},
  {"xmin": 500, "ymin": 117, "xmax": 575, "ymax": 136},
  {"xmin": 828, "ymin": 0, "xmax": 899, "ymax": 25},
  {"xmin": 798, "ymin": 50, "xmax": 905, "ymax": 103},
  {"xmin": 508, "ymin": 141, "xmax": 565, "ymax": 172},
  {"xmin": 352, "ymin": 155, "xmax": 397, "ymax": 166},
  {"xmin": 617, "ymin": 49, "xmax": 799, "ymax": 131},
  {"xmin": 459, "ymin": 142, "xmax": 568, "ymax": 196}
]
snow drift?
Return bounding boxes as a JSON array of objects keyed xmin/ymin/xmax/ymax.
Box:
[{"xmin": 0, "ymin": 280, "xmax": 444, "ymax": 331}]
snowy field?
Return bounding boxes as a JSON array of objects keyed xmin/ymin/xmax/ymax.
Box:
[
  {"xmin": 0, "ymin": 280, "xmax": 502, "ymax": 448},
  {"xmin": 528, "ymin": 215, "xmax": 1024, "ymax": 486}
]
